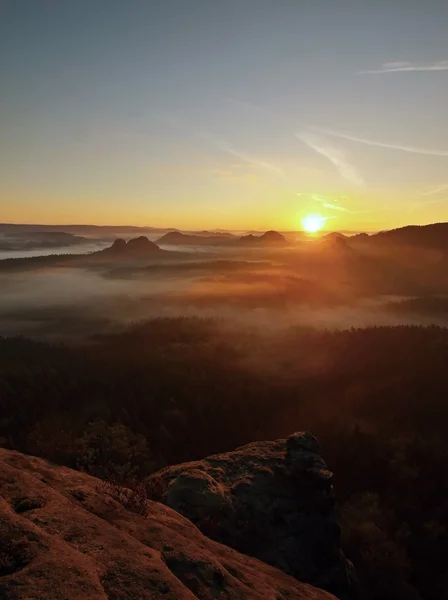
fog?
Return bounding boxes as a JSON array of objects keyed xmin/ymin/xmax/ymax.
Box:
[
  {"xmin": 1, "ymin": 234, "xmax": 447, "ymax": 340},
  {"xmin": 0, "ymin": 241, "xmax": 111, "ymax": 260}
]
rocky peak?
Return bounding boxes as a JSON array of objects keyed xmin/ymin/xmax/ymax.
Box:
[
  {"xmin": 147, "ymin": 432, "xmax": 355, "ymax": 599},
  {"xmin": 126, "ymin": 236, "xmax": 160, "ymax": 253},
  {"xmin": 261, "ymin": 229, "xmax": 288, "ymax": 243},
  {"xmin": 104, "ymin": 236, "xmax": 160, "ymax": 256},
  {"xmin": 110, "ymin": 238, "xmax": 127, "ymax": 251}
]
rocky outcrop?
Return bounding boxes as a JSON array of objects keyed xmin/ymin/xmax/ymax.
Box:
[
  {"xmin": 0, "ymin": 447, "xmax": 335, "ymax": 600},
  {"xmin": 109, "ymin": 237, "xmax": 127, "ymax": 252},
  {"xmin": 103, "ymin": 236, "xmax": 161, "ymax": 256},
  {"xmin": 147, "ymin": 432, "xmax": 354, "ymax": 599}
]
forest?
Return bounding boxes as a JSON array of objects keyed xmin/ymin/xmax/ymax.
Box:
[{"xmin": 1, "ymin": 317, "xmax": 447, "ymax": 600}]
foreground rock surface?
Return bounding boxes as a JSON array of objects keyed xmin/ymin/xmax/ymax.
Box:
[
  {"xmin": 0, "ymin": 447, "xmax": 335, "ymax": 600},
  {"xmin": 147, "ymin": 432, "xmax": 353, "ymax": 599}
]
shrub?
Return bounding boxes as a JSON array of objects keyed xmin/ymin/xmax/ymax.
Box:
[{"xmin": 76, "ymin": 420, "xmax": 152, "ymax": 483}]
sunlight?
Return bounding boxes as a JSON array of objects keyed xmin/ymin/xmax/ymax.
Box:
[{"xmin": 302, "ymin": 214, "xmax": 325, "ymax": 233}]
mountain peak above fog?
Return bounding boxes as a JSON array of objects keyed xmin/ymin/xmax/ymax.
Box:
[
  {"xmin": 104, "ymin": 236, "xmax": 161, "ymax": 255},
  {"xmin": 240, "ymin": 230, "xmax": 289, "ymax": 245}
]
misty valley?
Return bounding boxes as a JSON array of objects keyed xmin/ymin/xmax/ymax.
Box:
[
  {"xmin": 1, "ymin": 222, "xmax": 448, "ymax": 599},
  {"xmin": 2, "ymin": 223, "xmax": 448, "ymax": 339}
]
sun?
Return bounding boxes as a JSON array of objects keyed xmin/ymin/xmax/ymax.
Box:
[{"xmin": 302, "ymin": 214, "xmax": 325, "ymax": 233}]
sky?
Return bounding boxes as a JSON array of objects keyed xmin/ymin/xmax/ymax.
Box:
[{"xmin": 1, "ymin": 0, "xmax": 448, "ymax": 231}]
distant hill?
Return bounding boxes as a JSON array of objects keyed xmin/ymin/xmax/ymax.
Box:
[
  {"xmin": 360, "ymin": 222, "xmax": 448, "ymax": 251},
  {"xmin": 322, "ymin": 232, "xmax": 347, "ymax": 242},
  {"xmin": 156, "ymin": 231, "xmax": 234, "ymax": 246},
  {"xmin": 314, "ymin": 232, "xmax": 350, "ymax": 249},
  {"xmin": 0, "ymin": 223, "xmax": 178, "ymax": 236},
  {"xmin": 240, "ymin": 230, "xmax": 289, "ymax": 245},
  {"xmin": 156, "ymin": 230, "xmax": 289, "ymax": 247},
  {"xmin": 0, "ymin": 231, "xmax": 88, "ymax": 251},
  {"xmin": 196, "ymin": 230, "xmax": 236, "ymax": 238},
  {"xmin": 101, "ymin": 236, "xmax": 161, "ymax": 256}
]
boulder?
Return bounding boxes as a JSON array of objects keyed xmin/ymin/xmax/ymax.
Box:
[
  {"xmin": 147, "ymin": 432, "xmax": 354, "ymax": 599},
  {"xmin": 0, "ymin": 447, "xmax": 336, "ymax": 600}
]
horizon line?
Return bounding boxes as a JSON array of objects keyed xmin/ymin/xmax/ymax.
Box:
[{"xmin": 2, "ymin": 220, "xmax": 448, "ymax": 235}]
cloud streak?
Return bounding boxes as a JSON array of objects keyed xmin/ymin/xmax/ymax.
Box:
[
  {"xmin": 310, "ymin": 194, "xmax": 351, "ymax": 213},
  {"xmin": 322, "ymin": 201, "xmax": 350, "ymax": 213},
  {"xmin": 157, "ymin": 110, "xmax": 284, "ymax": 176},
  {"xmin": 358, "ymin": 60, "xmax": 448, "ymax": 74},
  {"xmin": 296, "ymin": 131, "xmax": 365, "ymax": 187},
  {"xmin": 310, "ymin": 127, "xmax": 448, "ymax": 157},
  {"xmin": 199, "ymin": 131, "xmax": 283, "ymax": 175},
  {"xmin": 421, "ymin": 183, "xmax": 448, "ymax": 196}
]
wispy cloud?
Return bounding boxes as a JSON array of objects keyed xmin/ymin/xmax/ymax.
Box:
[
  {"xmin": 309, "ymin": 194, "xmax": 351, "ymax": 213},
  {"xmin": 421, "ymin": 183, "xmax": 448, "ymax": 196},
  {"xmin": 198, "ymin": 131, "xmax": 283, "ymax": 175},
  {"xmin": 157, "ymin": 110, "xmax": 284, "ymax": 176},
  {"xmin": 311, "ymin": 127, "xmax": 448, "ymax": 157},
  {"xmin": 358, "ymin": 60, "xmax": 448, "ymax": 74},
  {"xmin": 322, "ymin": 201, "xmax": 351, "ymax": 213},
  {"xmin": 296, "ymin": 131, "xmax": 365, "ymax": 187},
  {"xmin": 409, "ymin": 183, "xmax": 448, "ymax": 212},
  {"xmin": 409, "ymin": 196, "xmax": 448, "ymax": 212}
]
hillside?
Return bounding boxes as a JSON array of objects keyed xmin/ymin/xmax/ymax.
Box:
[
  {"xmin": 0, "ymin": 446, "xmax": 336, "ymax": 600},
  {"xmin": 0, "ymin": 231, "xmax": 88, "ymax": 251},
  {"xmin": 358, "ymin": 222, "xmax": 448, "ymax": 251}
]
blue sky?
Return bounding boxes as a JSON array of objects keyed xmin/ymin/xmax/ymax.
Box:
[{"xmin": 1, "ymin": 0, "xmax": 448, "ymax": 229}]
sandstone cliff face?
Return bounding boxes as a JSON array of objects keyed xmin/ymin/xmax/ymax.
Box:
[
  {"xmin": 147, "ymin": 432, "xmax": 354, "ymax": 599},
  {"xmin": 0, "ymin": 447, "xmax": 335, "ymax": 600}
]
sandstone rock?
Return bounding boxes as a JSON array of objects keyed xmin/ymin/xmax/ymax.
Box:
[
  {"xmin": 0, "ymin": 447, "xmax": 335, "ymax": 600},
  {"xmin": 126, "ymin": 235, "xmax": 160, "ymax": 253},
  {"xmin": 147, "ymin": 432, "xmax": 354, "ymax": 599},
  {"xmin": 103, "ymin": 236, "xmax": 160, "ymax": 256},
  {"xmin": 109, "ymin": 238, "xmax": 127, "ymax": 252}
]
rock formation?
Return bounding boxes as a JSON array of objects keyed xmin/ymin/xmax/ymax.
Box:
[
  {"xmin": 103, "ymin": 236, "xmax": 161, "ymax": 256},
  {"xmin": 240, "ymin": 230, "xmax": 289, "ymax": 245},
  {"xmin": 147, "ymin": 432, "xmax": 354, "ymax": 599},
  {"xmin": 0, "ymin": 446, "xmax": 336, "ymax": 600}
]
